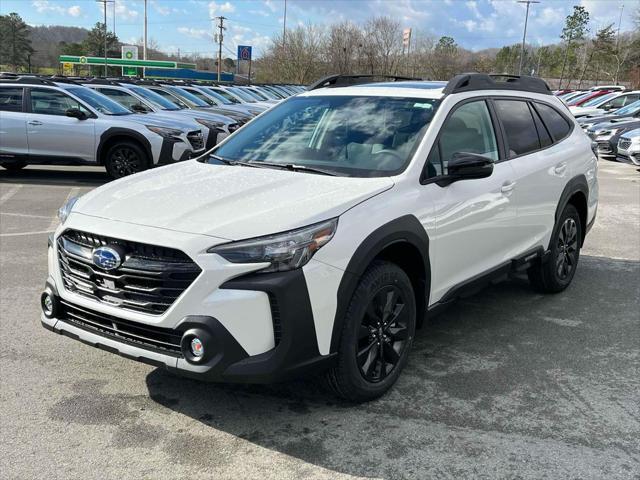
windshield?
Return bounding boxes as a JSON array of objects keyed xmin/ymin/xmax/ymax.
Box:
[
  {"xmin": 567, "ymin": 93, "xmax": 594, "ymax": 105},
  {"xmin": 615, "ymin": 100, "xmax": 640, "ymax": 116},
  {"xmin": 148, "ymin": 87, "xmax": 189, "ymax": 109},
  {"xmin": 200, "ymin": 87, "xmax": 233, "ymax": 104},
  {"xmin": 210, "ymin": 87, "xmax": 241, "ymax": 104},
  {"xmin": 185, "ymin": 88, "xmax": 218, "ymax": 106},
  {"xmin": 212, "ymin": 95, "xmax": 439, "ymax": 177},
  {"xmin": 228, "ymin": 87, "xmax": 257, "ymax": 103},
  {"xmin": 66, "ymin": 87, "xmax": 131, "ymax": 115},
  {"xmin": 130, "ymin": 86, "xmax": 180, "ymax": 110},
  {"xmin": 164, "ymin": 86, "xmax": 209, "ymax": 107},
  {"xmin": 245, "ymin": 88, "xmax": 269, "ymax": 101},
  {"xmin": 583, "ymin": 93, "xmax": 617, "ymax": 107}
]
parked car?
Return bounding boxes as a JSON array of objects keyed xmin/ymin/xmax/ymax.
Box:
[
  {"xmin": 566, "ymin": 90, "xmax": 612, "ymax": 107},
  {"xmin": 83, "ymin": 81, "xmax": 240, "ymax": 150},
  {"xmin": 616, "ymin": 128, "xmax": 640, "ymax": 165},
  {"xmin": 578, "ymin": 100, "xmax": 640, "ymax": 131},
  {"xmin": 570, "ymin": 91, "xmax": 640, "ymax": 118},
  {"xmin": 216, "ymin": 85, "xmax": 274, "ymax": 109},
  {"xmin": 199, "ymin": 85, "xmax": 269, "ymax": 114},
  {"xmin": 586, "ymin": 117, "xmax": 640, "ymax": 159},
  {"xmin": 40, "ymin": 73, "xmax": 597, "ymax": 402},
  {"xmin": 0, "ymin": 77, "xmax": 205, "ymax": 177},
  {"xmin": 173, "ymin": 84, "xmax": 262, "ymax": 118},
  {"xmin": 589, "ymin": 85, "xmax": 626, "ymax": 92}
]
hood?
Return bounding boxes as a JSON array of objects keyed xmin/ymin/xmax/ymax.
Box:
[
  {"xmin": 126, "ymin": 113, "xmax": 201, "ymax": 132},
  {"xmin": 590, "ymin": 117, "xmax": 640, "ymax": 131},
  {"xmin": 169, "ymin": 109, "xmax": 237, "ymax": 125},
  {"xmin": 73, "ymin": 161, "xmax": 394, "ymax": 240}
]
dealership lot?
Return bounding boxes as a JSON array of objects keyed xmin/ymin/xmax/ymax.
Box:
[{"xmin": 0, "ymin": 162, "xmax": 638, "ymax": 479}]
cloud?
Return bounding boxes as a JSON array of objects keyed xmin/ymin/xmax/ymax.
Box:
[
  {"xmin": 208, "ymin": 1, "xmax": 235, "ymax": 17},
  {"xmin": 114, "ymin": 0, "xmax": 139, "ymax": 20},
  {"xmin": 67, "ymin": 5, "xmax": 82, "ymax": 17},
  {"xmin": 249, "ymin": 9, "xmax": 271, "ymax": 17},
  {"xmin": 33, "ymin": 1, "xmax": 83, "ymax": 17},
  {"xmin": 152, "ymin": 1, "xmax": 171, "ymax": 16},
  {"xmin": 177, "ymin": 27, "xmax": 212, "ymax": 41},
  {"xmin": 264, "ymin": 0, "xmax": 278, "ymax": 13}
]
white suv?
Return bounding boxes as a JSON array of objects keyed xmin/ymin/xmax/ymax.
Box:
[{"xmin": 41, "ymin": 74, "xmax": 598, "ymax": 402}]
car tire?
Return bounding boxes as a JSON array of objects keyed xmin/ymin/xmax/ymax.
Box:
[
  {"xmin": 528, "ymin": 203, "xmax": 582, "ymax": 293},
  {"xmin": 104, "ymin": 141, "xmax": 150, "ymax": 179},
  {"xmin": 326, "ymin": 260, "xmax": 416, "ymax": 402},
  {"xmin": 1, "ymin": 161, "xmax": 27, "ymax": 172}
]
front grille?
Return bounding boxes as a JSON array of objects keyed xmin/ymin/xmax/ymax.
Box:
[
  {"xmin": 187, "ymin": 131, "xmax": 204, "ymax": 151},
  {"xmin": 57, "ymin": 229, "xmax": 201, "ymax": 315},
  {"xmin": 267, "ymin": 293, "xmax": 282, "ymax": 346},
  {"xmin": 59, "ymin": 300, "xmax": 183, "ymax": 356},
  {"xmin": 618, "ymin": 139, "xmax": 632, "ymax": 150}
]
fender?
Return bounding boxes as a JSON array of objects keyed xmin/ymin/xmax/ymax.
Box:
[
  {"xmin": 554, "ymin": 173, "xmax": 589, "ymax": 246},
  {"xmin": 96, "ymin": 127, "xmax": 154, "ymax": 165},
  {"xmin": 329, "ymin": 214, "xmax": 431, "ymax": 353}
]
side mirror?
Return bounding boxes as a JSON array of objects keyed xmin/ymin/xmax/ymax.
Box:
[
  {"xmin": 131, "ymin": 104, "xmax": 148, "ymax": 113},
  {"xmin": 438, "ymin": 152, "xmax": 494, "ymax": 186},
  {"xmin": 65, "ymin": 108, "xmax": 87, "ymax": 120}
]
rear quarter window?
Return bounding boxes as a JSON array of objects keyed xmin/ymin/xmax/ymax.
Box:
[
  {"xmin": 534, "ymin": 102, "xmax": 572, "ymax": 142},
  {"xmin": 0, "ymin": 87, "xmax": 23, "ymax": 112}
]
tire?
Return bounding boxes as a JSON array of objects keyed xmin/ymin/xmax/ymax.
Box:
[
  {"xmin": 528, "ymin": 203, "xmax": 582, "ymax": 293},
  {"xmin": 326, "ymin": 260, "xmax": 416, "ymax": 402},
  {"xmin": 104, "ymin": 141, "xmax": 149, "ymax": 179},
  {"xmin": 1, "ymin": 161, "xmax": 27, "ymax": 172}
]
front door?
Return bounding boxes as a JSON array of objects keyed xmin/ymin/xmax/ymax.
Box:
[{"xmin": 0, "ymin": 86, "xmax": 28, "ymax": 161}]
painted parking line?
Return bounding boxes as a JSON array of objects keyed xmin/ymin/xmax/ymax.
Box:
[
  {"xmin": 47, "ymin": 187, "xmax": 80, "ymax": 231},
  {"xmin": 0, "ymin": 185, "xmax": 22, "ymax": 204},
  {"xmin": 0, "ymin": 229, "xmax": 55, "ymax": 237},
  {"xmin": 0, "ymin": 212, "xmax": 53, "ymax": 220}
]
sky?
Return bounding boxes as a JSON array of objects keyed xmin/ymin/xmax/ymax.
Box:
[{"xmin": 1, "ymin": 0, "xmax": 638, "ymax": 58}]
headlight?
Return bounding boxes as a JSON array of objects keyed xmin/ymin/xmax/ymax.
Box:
[
  {"xmin": 195, "ymin": 118, "xmax": 225, "ymax": 130},
  {"xmin": 146, "ymin": 125, "xmax": 183, "ymax": 139},
  {"xmin": 208, "ymin": 218, "xmax": 338, "ymax": 273},
  {"xmin": 58, "ymin": 196, "xmax": 80, "ymax": 224}
]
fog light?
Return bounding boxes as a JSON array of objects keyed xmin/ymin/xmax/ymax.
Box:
[
  {"xmin": 41, "ymin": 291, "xmax": 56, "ymax": 318},
  {"xmin": 190, "ymin": 338, "xmax": 204, "ymax": 358}
]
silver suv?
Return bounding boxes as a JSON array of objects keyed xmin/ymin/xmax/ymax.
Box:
[{"xmin": 0, "ymin": 77, "xmax": 206, "ymax": 178}]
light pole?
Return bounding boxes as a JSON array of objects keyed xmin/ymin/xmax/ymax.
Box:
[
  {"xmin": 96, "ymin": 0, "xmax": 114, "ymax": 77},
  {"xmin": 517, "ymin": 0, "xmax": 539, "ymax": 76}
]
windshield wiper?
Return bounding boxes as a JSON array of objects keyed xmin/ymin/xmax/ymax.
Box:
[{"xmin": 244, "ymin": 161, "xmax": 338, "ymax": 176}]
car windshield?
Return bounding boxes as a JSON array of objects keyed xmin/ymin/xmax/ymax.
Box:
[
  {"xmin": 246, "ymin": 88, "xmax": 269, "ymax": 101},
  {"xmin": 583, "ymin": 93, "xmax": 617, "ymax": 107},
  {"xmin": 130, "ymin": 86, "xmax": 180, "ymax": 110},
  {"xmin": 200, "ymin": 87, "xmax": 233, "ymax": 104},
  {"xmin": 66, "ymin": 87, "xmax": 131, "ymax": 115},
  {"xmin": 165, "ymin": 86, "xmax": 209, "ymax": 107},
  {"xmin": 210, "ymin": 88, "xmax": 241, "ymax": 104},
  {"xmin": 148, "ymin": 87, "xmax": 189, "ymax": 109},
  {"xmin": 211, "ymin": 95, "xmax": 439, "ymax": 177},
  {"xmin": 228, "ymin": 87, "xmax": 257, "ymax": 102},
  {"xmin": 567, "ymin": 93, "xmax": 594, "ymax": 105},
  {"xmin": 615, "ymin": 100, "xmax": 640, "ymax": 116},
  {"xmin": 185, "ymin": 88, "xmax": 218, "ymax": 106}
]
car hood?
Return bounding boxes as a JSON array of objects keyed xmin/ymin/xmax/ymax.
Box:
[
  {"xmin": 590, "ymin": 117, "xmax": 640, "ymax": 130},
  {"xmin": 125, "ymin": 113, "xmax": 201, "ymax": 132},
  {"xmin": 168, "ymin": 109, "xmax": 237, "ymax": 125},
  {"xmin": 73, "ymin": 161, "xmax": 394, "ymax": 240}
]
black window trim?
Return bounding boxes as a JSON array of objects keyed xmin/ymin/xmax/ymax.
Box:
[
  {"xmin": 24, "ymin": 86, "xmax": 97, "ymax": 119},
  {"xmin": 0, "ymin": 85, "xmax": 26, "ymax": 113},
  {"xmin": 420, "ymin": 96, "xmax": 506, "ymax": 185},
  {"xmin": 529, "ymin": 99, "xmax": 574, "ymax": 144}
]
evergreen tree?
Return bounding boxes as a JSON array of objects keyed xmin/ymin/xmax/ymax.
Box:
[{"xmin": 0, "ymin": 13, "xmax": 35, "ymax": 71}]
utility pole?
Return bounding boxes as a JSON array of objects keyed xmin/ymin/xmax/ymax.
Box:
[
  {"xmin": 215, "ymin": 16, "xmax": 226, "ymax": 82},
  {"xmin": 615, "ymin": 3, "xmax": 624, "ymax": 50},
  {"xmin": 517, "ymin": 0, "xmax": 539, "ymax": 76},
  {"xmin": 96, "ymin": 0, "xmax": 114, "ymax": 77},
  {"xmin": 143, "ymin": 0, "xmax": 148, "ymax": 60},
  {"xmin": 283, "ymin": 0, "xmax": 287, "ymax": 51}
]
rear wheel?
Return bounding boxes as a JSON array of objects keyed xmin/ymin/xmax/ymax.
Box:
[
  {"xmin": 104, "ymin": 141, "xmax": 149, "ymax": 179},
  {"xmin": 528, "ymin": 203, "xmax": 581, "ymax": 293},
  {"xmin": 1, "ymin": 161, "xmax": 27, "ymax": 172},
  {"xmin": 326, "ymin": 260, "xmax": 416, "ymax": 402}
]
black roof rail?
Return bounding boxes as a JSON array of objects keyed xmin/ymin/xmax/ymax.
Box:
[
  {"xmin": 444, "ymin": 73, "xmax": 551, "ymax": 95},
  {"xmin": 0, "ymin": 76, "xmax": 57, "ymax": 86},
  {"xmin": 308, "ymin": 74, "xmax": 420, "ymax": 91},
  {"xmin": 48, "ymin": 75, "xmax": 81, "ymax": 84},
  {"xmin": 82, "ymin": 78, "xmax": 121, "ymax": 85}
]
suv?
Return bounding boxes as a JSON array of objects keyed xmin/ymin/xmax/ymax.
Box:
[
  {"xmin": 616, "ymin": 128, "xmax": 640, "ymax": 165},
  {"xmin": 40, "ymin": 74, "xmax": 598, "ymax": 402},
  {"xmin": 0, "ymin": 77, "xmax": 206, "ymax": 178}
]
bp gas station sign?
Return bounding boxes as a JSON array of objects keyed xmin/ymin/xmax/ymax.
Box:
[{"xmin": 121, "ymin": 46, "xmax": 138, "ymax": 76}]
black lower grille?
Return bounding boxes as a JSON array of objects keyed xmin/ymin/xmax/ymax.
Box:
[
  {"xmin": 187, "ymin": 131, "xmax": 204, "ymax": 150},
  {"xmin": 268, "ymin": 293, "xmax": 282, "ymax": 346},
  {"xmin": 59, "ymin": 300, "xmax": 183, "ymax": 356},
  {"xmin": 57, "ymin": 229, "xmax": 201, "ymax": 315}
]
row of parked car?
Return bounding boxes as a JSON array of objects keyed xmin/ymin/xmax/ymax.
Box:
[
  {"xmin": 553, "ymin": 85, "xmax": 640, "ymax": 166},
  {"xmin": 0, "ymin": 74, "xmax": 305, "ymax": 178}
]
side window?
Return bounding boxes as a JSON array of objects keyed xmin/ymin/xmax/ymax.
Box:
[
  {"xmin": 96, "ymin": 88, "xmax": 149, "ymax": 112},
  {"xmin": 0, "ymin": 87, "xmax": 23, "ymax": 112},
  {"xmin": 604, "ymin": 96, "xmax": 627, "ymax": 109},
  {"xmin": 534, "ymin": 102, "xmax": 571, "ymax": 142},
  {"xmin": 30, "ymin": 88, "xmax": 89, "ymax": 116},
  {"xmin": 529, "ymin": 103, "xmax": 552, "ymax": 148},
  {"xmin": 426, "ymin": 100, "xmax": 498, "ymax": 177},
  {"xmin": 494, "ymin": 100, "xmax": 540, "ymax": 158}
]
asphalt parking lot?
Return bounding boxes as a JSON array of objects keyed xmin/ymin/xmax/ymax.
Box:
[{"xmin": 1, "ymin": 162, "xmax": 639, "ymax": 480}]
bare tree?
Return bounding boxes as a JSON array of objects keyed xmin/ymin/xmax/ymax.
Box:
[
  {"xmin": 326, "ymin": 21, "xmax": 363, "ymax": 74},
  {"xmin": 362, "ymin": 16, "xmax": 402, "ymax": 75}
]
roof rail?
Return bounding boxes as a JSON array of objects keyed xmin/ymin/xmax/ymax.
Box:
[
  {"xmin": 48, "ymin": 75, "xmax": 81, "ymax": 84},
  {"xmin": 82, "ymin": 78, "xmax": 122, "ymax": 85},
  {"xmin": 0, "ymin": 76, "xmax": 57, "ymax": 86},
  {"xmin": 308, "ymin": 74, "xmax": 420, "ymax": 91},
  {"xmin": 444, "ymin": 73, "xmax": 551, "ymax": 95}
]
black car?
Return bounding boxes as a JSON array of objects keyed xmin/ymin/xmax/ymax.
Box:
[{"xmin": 578, "ymin": 101, "xmax": 640, "ymax": 131}]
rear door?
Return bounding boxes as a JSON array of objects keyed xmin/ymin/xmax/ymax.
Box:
[
  {"xmin": 25, "ymin": 87, "xmax": 96, "ymax": 163},
  {"xmin": 0, "ymin": 86, "xmax": 28, "ymax": 161},
  {"xmin": 496, "ymin": 98, "xmax": 574, "ymax": 253}
]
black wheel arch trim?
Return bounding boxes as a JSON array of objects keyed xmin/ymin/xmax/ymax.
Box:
[
  {"xmin": 554, "ymin": 174, "xmax": 589, "ymax": 247},
  {"xmin": 330, "ymin": 214, "xmax": 430, "ymax": 353},
  {"xmin": 97, "ymin": 127, "xmax": 153, "ymax": 166}
]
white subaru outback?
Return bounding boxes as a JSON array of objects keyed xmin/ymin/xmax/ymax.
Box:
[{"xmin": 41, "ymin": 74, "xmax": 598, "ymax": 402}]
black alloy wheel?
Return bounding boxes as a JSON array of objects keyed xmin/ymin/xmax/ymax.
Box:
[
  {"xmin": 555, "ymin": 217, "xmax": 579, "ymax": 281},
  {"xmin": 105, "ymin": 141, "xmax": 149, "ymax": 179},
  {"xmin": 357, "ymin": 285, "xmax": 410, "ymax": 383}
]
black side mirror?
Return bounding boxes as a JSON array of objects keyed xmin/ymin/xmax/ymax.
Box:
[
  {"xmin": 131, "ymin": 104, "xmax": 148, "ymax": 113},
  {"xmin": 438, "ymin": 152, "xmax": 494, "ymax": 186},
  {"xmin": 65, "ymin": 108, "xmax": 87, "ymax": 120}
]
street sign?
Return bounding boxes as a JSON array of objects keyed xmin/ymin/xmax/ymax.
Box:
[
  {"xmin": 402, "ymin": 28, "xmax": 412, "ymax": 47},
  {"xmin": 237, "ymin": 45, "xmax": 252, "ymax": 61},
  {"xmin": 121, "ymin": 45, "xmax": 138, "ymax": 76},
  {"xmin": 62, "ymin": 62, "xmax": 74, "ymax": 76}
]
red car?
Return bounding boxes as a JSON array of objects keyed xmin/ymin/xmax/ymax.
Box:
[{"xmin": 566, "ymin": 90, "xmax": 612, "ymax": 106}]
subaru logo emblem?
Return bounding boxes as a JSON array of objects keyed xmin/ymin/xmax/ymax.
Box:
[{"xmin": 92, "ymin": 246, "xmax": 122, "ymax": 270}]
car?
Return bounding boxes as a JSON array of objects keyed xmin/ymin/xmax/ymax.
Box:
[
  {"xmin": 199, "ymin": 85, "xmax": 269, "ymax": 115},
  {"xmin": 566, "ymin": 90, "xmax": 612, "ymax": 107},
  {"xmin": 40, "ymin": 73, "xmax": 598, "ymax": 402},
  {"xmin": 616, "ymin": 128, "xmax": 640, "ymax": 166},
  {"xmin": 577, "ymin": 100, "xmax": 640, "ymax": 131},
  {"xmin": 570, "ymin": 91, "xmax": 640, "ymax": 118},
  {"xmin": 0, "ymin": 77, "xmax": 206, "ymax": 178},
  {"xmin": 589, "ymin": 85, "xmax": 626, "ymax": 92},
  {"xmin": 216, "ymin": 85, "xmax": 274, "ymax": 109},
  {"xmin": 174, "ymin": 84, "xmax": 262, "ymax": 118},
  {"xmin": 586, "ymin": 117, "xmax": 640, "ymax": 159},
  {"xmin": 82, "ymin": 80, "xmax": 240, "ymax": 150}
]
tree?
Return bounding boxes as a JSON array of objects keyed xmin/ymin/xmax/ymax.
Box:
[
  {"xmin": 429, "ymin": 36, "xmax": 460, "ymax": 80},
  {"xmin": 558, "ymin": 5, "xmax": 589, "ymax": 89},
  {"xmin": 223, "ymin": 57, "xmax": 235, "ymax": 71},
  {"xmin": 0, "ymin": 13, "xmax": 34, "ymax": 71},
  {"xmin": 82, "ymin": 22, "xmax": 119, "ymax": 57},
  {"xmin": 59, "ymin": 41, "xmax": 85, "ymax": 56}
]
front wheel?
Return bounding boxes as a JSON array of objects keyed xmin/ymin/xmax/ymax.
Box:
[
  {"xmin": 528, "ymin": 203, "xmax": 582, "ymax": 293},
  {"xmin": 104, "ymin": 141, "xmax": 149, "ymax": 179},
  {"xmin": 326, "ymin": 260, "xmax": 416, "ymax": 402}
]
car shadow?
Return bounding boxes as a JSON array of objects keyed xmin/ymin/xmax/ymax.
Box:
[
  {"xmin": 0, "ymin": 166, "xmax": 109, "ymax": 187},
  {"xmin": 144, "ymin": 255, "xmax": 639, "ymax": 478}
]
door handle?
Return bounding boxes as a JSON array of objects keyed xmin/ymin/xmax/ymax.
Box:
[
  {"xmin": 554, "ymin": 162, "xmax": 567, "ymax": 175},
  {"xmin": 501, "ymin": 181, "xmax": 516, "ymax": 194},
  {"xmin": 27, "ymin": 120, "xmax": 43, "ymax": 126}
]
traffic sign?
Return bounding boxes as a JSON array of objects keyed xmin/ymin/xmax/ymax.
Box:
[{"xmin": 237, "ymin": 45, "xmax": 252, "ymax": 61}]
